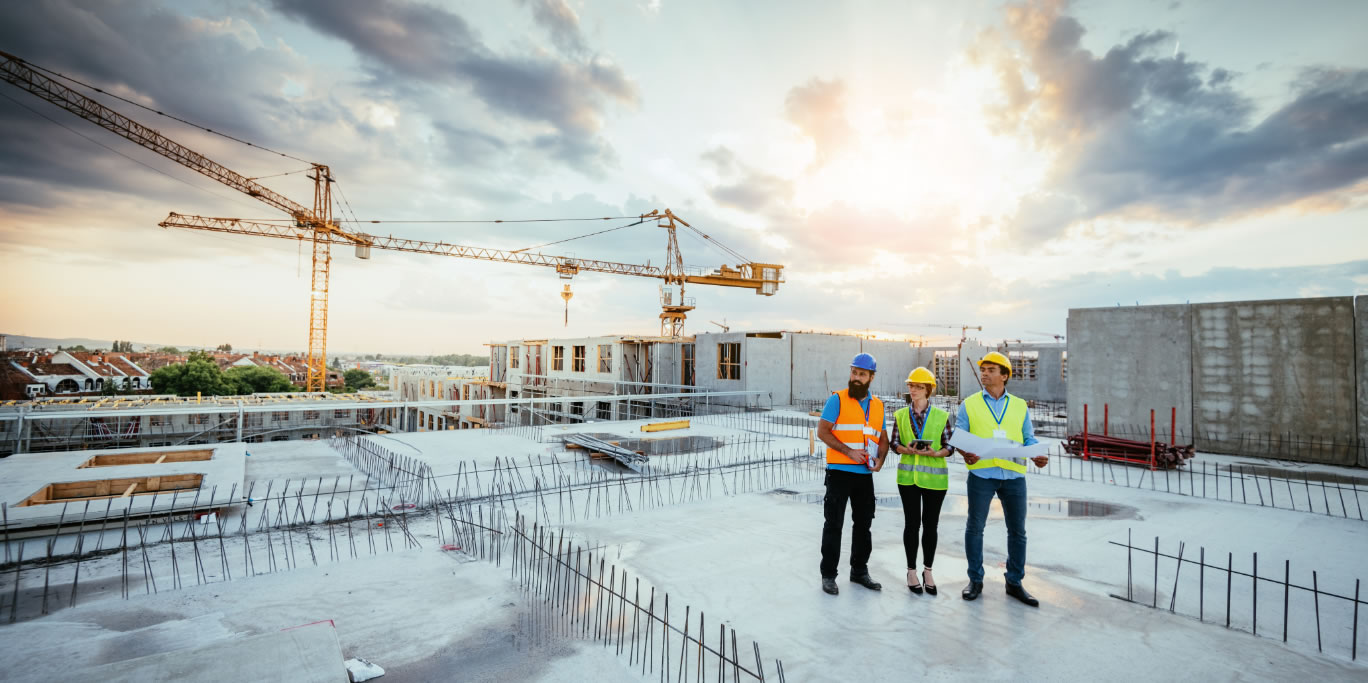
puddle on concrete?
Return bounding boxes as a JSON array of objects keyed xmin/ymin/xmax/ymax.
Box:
[
  {"xmin": 1231, "ymin": 463, "xmax": 1368, "ymax": 487},
  {"xmin": 572, "ymin": 433, "xmax": 724, "ymax": 455},
  {"xmin": 767, "ymin": 489, "xmax": 1137, "ymax": 520}
]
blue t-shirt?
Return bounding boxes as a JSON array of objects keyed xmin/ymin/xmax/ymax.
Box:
[{"xmin": 820, "ymin": 393, "xmax": 886, "ymax": 473}]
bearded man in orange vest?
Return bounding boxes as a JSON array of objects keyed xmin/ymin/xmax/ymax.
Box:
[{"xmin": 814, "ymin": 353, "xmax": 888, "ymax": 595}]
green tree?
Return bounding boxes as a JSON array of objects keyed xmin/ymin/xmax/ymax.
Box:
[
  {"xmin": 110, "ymin": 340, "xmax": 134, "ymax": 353},
  {"xmin": 224, "ymin": 365, "xmax": 294, "ymax": 394},
  {"xmin": 343, "ymin": 369, "xmax": 376, "ymax": 392},
  {"xmin": 216, "ymin": 343, "xmax": 233, "ymax": 352},
  {"xmin": 149, "ymin": 351, "xmax": 230, "ymax": 396},
  {"xmin": 157, "ymin": 346, "xmax": 181, "ymax": 354}
]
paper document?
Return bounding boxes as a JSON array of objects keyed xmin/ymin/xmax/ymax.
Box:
[{"xmin": 948, "ymin": 431, "xmax": 1049, "ymax": 461}]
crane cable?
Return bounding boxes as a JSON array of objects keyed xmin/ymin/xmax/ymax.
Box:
[
  {"xmin": 509, "ymin": 217, "xmax": 649, "ymax": 253},
  {"xmin": 15, "ymin": 54, "xmax": 316, "ymax": 165}
]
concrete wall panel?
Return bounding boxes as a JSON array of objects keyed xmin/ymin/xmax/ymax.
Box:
[
  {"xmin": 1066, "ymin": 305, "xmax": 1194, "ymax": 437},
  {"xmin": 694, "ymin": 332, "xmax": 746, "ymax": 405},
  {"xmin": 1192, "ymin": 297, "xmax": 1358, "ymax": 464},
  {"xmin": 744, "ymin": 335, "xmax": 793, "ymax": 406},
  {"xmin": 791, "ymin": 334, "xmax": 862, "ymax": 403},
  {"xmin": 1358, "ymin": 296, "xmax": 1367, "ymax": 467},
  {"xmin": 861, "ymin": 339, "xmax": 917, "ymax": 398}
]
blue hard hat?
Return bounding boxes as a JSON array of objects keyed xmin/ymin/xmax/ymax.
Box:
[{"xmin": 851, "ymin": 353, "xmax": 877, "ymax": 372}]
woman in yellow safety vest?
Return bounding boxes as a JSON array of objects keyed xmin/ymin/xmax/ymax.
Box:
[{"xmin": 891, "ymin": 367, "xmax": 954, "ymax": 595}]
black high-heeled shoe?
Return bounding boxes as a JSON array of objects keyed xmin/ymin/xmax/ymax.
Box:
[
  {"xmin": 923, "ymin": 569, "xmax": 938, "ymax": 596},
  {"xmin": 907, "ymin": 568, "xmax": 923, "ymax": 594}
]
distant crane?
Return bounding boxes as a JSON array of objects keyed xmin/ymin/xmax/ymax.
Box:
[
  {"xmin": 1027, "ymin": 330, "xmax": 1066, "ymax": 343},
  {"xmin": 0, "ymin": 50, "xmax": 785, "ymax": 389},
  {"xmin": 710, "ymin": 319, "xmax": 729, "ymax": 333}
]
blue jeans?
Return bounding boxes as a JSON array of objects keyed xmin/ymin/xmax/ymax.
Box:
[{"xmin": 964, "ymin": 473, "xmax": 1027, "ymax": 585}]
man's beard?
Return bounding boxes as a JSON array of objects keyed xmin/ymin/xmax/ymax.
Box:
[{"xmin": 847, "ymin": 379, "xmax": 869, "ymax": 399}]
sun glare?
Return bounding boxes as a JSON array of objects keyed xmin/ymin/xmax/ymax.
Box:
[{"xmin": 791, "ymin": 59, "xmax": 1047, "ymax": 232}]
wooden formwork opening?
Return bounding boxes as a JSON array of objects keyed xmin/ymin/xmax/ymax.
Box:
[
  {"xmin": 77, "ymin": 449, "xmax": 214, "ymax": 468},
  {"xmin": 18, "ymin": 474, "xmax": 205, "ymax": 507}
]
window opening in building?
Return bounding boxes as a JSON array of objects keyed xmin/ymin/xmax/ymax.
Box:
[
  {"xmin": 573, "ymin": 346, "xmax": 586, "ymax": 372},
  {"xmin": 1008, "ymin": 350, "xmax": 1039, "ymax": 381},
  {"xmin": 552, "ymin": 346, "xmax": 565, "ymax": 371},
  {"xmin": 597, "ymin": 344, "xmax": 612, "ymax": 373},
  {"xmin": 718, "ymin": 342, "xmax": 741, "ymax": 380},
  {"xmin": 682, "ymin": 343, "xmax": 695, "ymax": 386}
]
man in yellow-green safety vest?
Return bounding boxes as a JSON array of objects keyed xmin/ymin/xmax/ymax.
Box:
[
  {"xmin": 956, "ymin": 352, "xmax": 1050, "ymax": 607},
  {"xmin": 890, "ymin": 366, "xmax": 954, "ymax": 595}
]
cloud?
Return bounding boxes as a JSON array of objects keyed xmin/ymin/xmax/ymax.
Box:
[
  {"xmin": 521, "ymin": 0, "xmax": 587, "ymax": 56},
  {"xmin": 0, "ymin": 1, "xmax": 325, "ymax": 206},
  {"xmin": 976, "ymin": 1, "xmax": 1368, "ymax": 241},
  {"xmin": 784, "ymin": 78, "xmax": 852, "ymax": 167},
  {"xmin": 272, "ymin": 0, "xmax": 638, "ymax": 173},
  {"xmin": 700, "ymin": 146, "xmax": 793, "ymax": 213}
]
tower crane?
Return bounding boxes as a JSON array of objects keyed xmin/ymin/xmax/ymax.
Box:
[{"xmin": 1, "ymin": 51, "xmax": 784, "ymax": 391}]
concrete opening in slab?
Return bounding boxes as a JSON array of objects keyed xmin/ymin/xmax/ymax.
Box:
[
  {"xmin": 77, "ymin": 449, "xmax": 214, "ymax": 468},
  {"xmin": 19, "ymin": 474, "xmax": 204, "ymax": 506},
  {"xmin": 579, "ymin": 433, "xmax": 724, "ymax": 455}
]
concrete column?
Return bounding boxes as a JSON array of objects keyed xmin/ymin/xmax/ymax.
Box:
[{"xmin": 235, "ymin": 401, "xmax": 245, "ymax": 442}]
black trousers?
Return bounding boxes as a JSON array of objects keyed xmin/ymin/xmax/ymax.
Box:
[
  {"xmin": 820, "ymin": 470, "xmax": 875, "ymax": 578},
  {"xmin": 897, "ymin": 484, "xmax": 947, "ymax": 569}
]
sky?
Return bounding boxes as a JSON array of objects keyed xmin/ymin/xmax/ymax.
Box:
[{"xmin": 0, "ymin": 0, "xmax": 1365, "ymax": 354}]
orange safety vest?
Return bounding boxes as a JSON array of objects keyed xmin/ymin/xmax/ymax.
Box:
[{"xmin": 825, "ymin": 389, "xmax": 885, "ymax": 466}]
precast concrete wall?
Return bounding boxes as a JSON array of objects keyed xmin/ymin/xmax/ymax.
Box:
[
  {"xmin": 861, "ymin": 339, "xmax": 918, "ymax": 397},
  {"xmin": 1066, "ymin": 305, "xmax": 1194, "ymax": 437},
  {"xmin": 1191, "ymin": 297, "xmax": 1358, "ymax": 464},
  {"xmin": 693, "ymin": 332, "xmax": 747, "ymax": 405},
  {"xmin": 958, "ymin": 340, "xmax": 990, "ymax": 401},
  {"xmin": 1358, "ymin": 295, "xmax": 1367, "ymax": 467},
  {"xmin": 744, "ymin": 335, "xmax": 793, "ymax": 406},
  {"xmin": 791, "ymin": 333, "xmax": 862, "ymax": 403},
  {"xmin": 999, "ymin": 345, "xmax": 1067, "ymax": 403}
]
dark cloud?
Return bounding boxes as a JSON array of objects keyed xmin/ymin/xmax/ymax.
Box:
[
  {"xmin": 273, "ymin": 0, "xmax": 637, "ymax": 173},
  {"xmin": 0, "ymin": 1, "xmax": 325, "ymax": 207},
  {"xmin": 784, "ymin": 78, "xmax": 852, "ymax": 166},
  {"xmin": 520, "ymin": 0, "xmax": 588, "ymax": 56},
  {"xmin": 978, "ymin": 1, "xmax": 1368, "ymax": 241}
]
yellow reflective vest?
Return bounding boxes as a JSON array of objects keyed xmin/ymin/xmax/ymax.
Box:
[{"xmin": 962, "ymin": 391, "xmax": 1029, "ymax": 474}]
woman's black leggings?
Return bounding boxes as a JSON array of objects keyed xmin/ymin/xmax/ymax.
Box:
[{"xmin": 898, "ymin": 484, "xmax": 948, "ymax": 569}]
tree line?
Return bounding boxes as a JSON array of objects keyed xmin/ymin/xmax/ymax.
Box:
[{"xmin": 146, "ymin": 351, "xmax": 378, "ymax": 397}]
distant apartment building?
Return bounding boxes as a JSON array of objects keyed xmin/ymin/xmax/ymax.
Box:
[{"xmin": 1, "ymin": 351, "xmax": 152, "ymax": 400}]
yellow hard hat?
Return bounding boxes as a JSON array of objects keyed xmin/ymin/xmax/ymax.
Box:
[
  {"xmin": 905, "ymin": 366, "xmax": 937, "ymax": 388},
  {"xmin": 978, "ymin": 351, "xmax": 1012, "ymax": 374}
]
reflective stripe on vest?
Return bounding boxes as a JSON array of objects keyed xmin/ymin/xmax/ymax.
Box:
[
  {"xmin": 962, "ymin": 391, "xmax": 1029, "ymax": 474},
  {"xmin": 893, "ymin": 405, "xmax": 949, "ymax": 489},
  {"xmin": 825, "ymin": 390, "xmax": 885, "ymax": 466}
]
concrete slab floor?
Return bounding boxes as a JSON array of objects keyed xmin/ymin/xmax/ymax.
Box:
[{"xmin": 0, "ymin": 443, "xmax": 246, "ymax": 530}]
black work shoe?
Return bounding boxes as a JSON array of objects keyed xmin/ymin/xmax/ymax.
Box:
[
  {"xmin": 822, "ymin": 577, "xmax": 839, "ymax": 595},
  {"xmin": 961, "ymin": 581, "xmax": 984, "ymax": 601},
  {"xmin": 850, "ymin": 573, "xmax": 882, "ymax": 591},
  {"xmin": 1006, "ymin": 583, "xmax": 1039, "ymax": 607}
]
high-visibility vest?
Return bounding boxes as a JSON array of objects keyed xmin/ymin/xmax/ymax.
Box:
[
  {"xmin": 825, "ymin": 389, "xmax": 885, "ymax": 467},
  {"xmin": 893, "ymin": 405, "xmax": 949, "ymax": 490},
  {"xmin": 962, "ymin": 391, "xmax": 1029, "ymax": 474}
]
